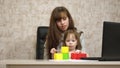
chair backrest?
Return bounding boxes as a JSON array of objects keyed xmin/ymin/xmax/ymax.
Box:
[{"xmin": 36, "ymin": 26, "xmax": 49, "ymax": 59}]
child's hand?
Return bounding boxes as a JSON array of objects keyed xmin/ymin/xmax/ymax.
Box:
[
  {"xmin": 50, "ymin": 48, "xmax": 57, "ymax": 54},
  {"xmin": 80, "ymin": 51, "xmax": 89, "ymax": 57}
]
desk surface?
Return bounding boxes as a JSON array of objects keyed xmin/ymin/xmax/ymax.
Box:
[
  {"xmin": 1, "ymin": 60, "xmax": 120, "ymax": 68},
  {"xmin": 1, "ymin": 59, "xmax": 120, "ymax": 65}
]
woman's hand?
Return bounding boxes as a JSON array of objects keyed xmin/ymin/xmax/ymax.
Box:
[{"xmin": 50, "ymin": 48, "xmax": 57, "ymax": 54}]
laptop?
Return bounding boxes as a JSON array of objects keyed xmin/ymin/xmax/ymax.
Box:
[{"xmin": 81, "ymin": 21, "xmax": 120, "ymax": 61}]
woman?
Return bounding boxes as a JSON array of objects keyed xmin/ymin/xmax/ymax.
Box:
[{"xmin": 44, "ymin": 6, "xmax": 86, "ymax": 59}]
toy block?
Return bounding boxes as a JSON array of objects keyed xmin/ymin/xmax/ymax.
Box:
[
  {"xmin": 54, "ymin": 53, "xmax": 63, "ymax": 60},
  {"xmin": 63, "ymin": 53, "xmax": 69, "ymax": 60},
  {"xmin": 78, "ymin": 53, "xmax": 87, "ymax": 59},
  {"xmin": 71, "ymin": 53, "xmax": 78, "ymax": 59},
  {"xmin": 71, "ymin": 52, "xmax": 87, "ymax": 60},
  {"xmin": 61, "ymin": 46, "xmax": 69, "ymax": 53}
]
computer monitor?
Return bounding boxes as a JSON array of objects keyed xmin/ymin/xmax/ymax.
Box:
[
  {"xmin": 81, "ymin": 21, "xmax": 120, "ymax": 61},
  {"xmin": 101, "ymin": 21, "xmax": 120, "ymax": 61}
]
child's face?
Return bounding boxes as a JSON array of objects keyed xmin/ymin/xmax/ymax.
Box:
[{"xmin": 65, "ymin": 33, "xmax": 77, "ymax": 51}]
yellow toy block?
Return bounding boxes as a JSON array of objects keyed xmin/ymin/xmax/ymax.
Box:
[
  {"xmin": 61, "ymin": 46, "xmax": 69, "ymax": 53},
  {"xmin": 54, "ymin": 53, "xmax": 63, "ymax": 60}
]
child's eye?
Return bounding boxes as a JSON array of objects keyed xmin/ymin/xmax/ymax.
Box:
[
  {"xmin": 72, "ymin": 40, "xmax": 75, "ymax": 42},
  {"xmin": 66, "ymin": 40, "xmax": 70, "ymax": 42}
]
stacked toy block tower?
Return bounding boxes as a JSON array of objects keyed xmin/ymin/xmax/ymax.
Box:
[
  {"xmin": 54, "ymin": 46, "xmax": 69, "ymax": 60},
  {"xmin": 53, "ymin": 46, "xmax": 87, "ymax": 60}
]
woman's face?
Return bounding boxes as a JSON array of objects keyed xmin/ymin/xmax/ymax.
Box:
[
  {"xmin": 56, "ymin": 14, "xmax": 69, "ymax": 32},
  {"xmin": 65, "ymin": 33, "xmax": 77, "ymax": 51}
]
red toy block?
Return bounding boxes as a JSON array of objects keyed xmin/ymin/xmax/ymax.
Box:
[
  {"xmin": 71, "ymin": 52, "xmax": 87, "ymax": 60},
  {"xmin": 78, "ymin": 53, "xmax": 87, "ymax": 59}
]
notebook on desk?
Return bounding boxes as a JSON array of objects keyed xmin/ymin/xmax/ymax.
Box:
[{"xmin": 81, "ymin": 21, "xmax": 120, "ymax": 61}]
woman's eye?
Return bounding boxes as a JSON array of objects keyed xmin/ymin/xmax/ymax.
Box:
[
  {"xmin": 56, "ymin": 21, "xmax": 60, "ymax": 23},
  {"xmin": 63, "ymin": 17, "xmax": 66, "ymax": 20}
]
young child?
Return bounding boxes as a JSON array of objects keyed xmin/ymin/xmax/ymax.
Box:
[
  {"xmin": 63, "ymin": 29, "xmax": 82, "ymax": 53},
  {"xmin": 51, "ymin": 29, "xmax": 87, "ymax": 59},
  {"xmin": 63, "ymin": 29, "xmax": 88, "ymax": 59}
]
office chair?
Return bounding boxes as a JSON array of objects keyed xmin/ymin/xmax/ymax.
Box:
[{"xmin": 36, "ymin": 26, "xmax": 49, "ymax": 59}]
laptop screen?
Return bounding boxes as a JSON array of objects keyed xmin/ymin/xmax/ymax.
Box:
[{"xmin": 102, "ymin": 21, "xmax": 120, "ymax": 58}]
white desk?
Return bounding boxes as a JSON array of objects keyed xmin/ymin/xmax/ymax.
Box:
[{"xmin": 1, "ymin": 60, "xmax": 120, "ymax": 68}]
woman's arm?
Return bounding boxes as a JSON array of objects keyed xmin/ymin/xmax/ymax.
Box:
[{"xmin": 43, "ymin": 41, "xmax": 48, "ymax": 60}]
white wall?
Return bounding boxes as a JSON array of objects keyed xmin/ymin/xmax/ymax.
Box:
[{"xmin": 0, "ymin": 0, "xmax": 120, "ymax": 60}]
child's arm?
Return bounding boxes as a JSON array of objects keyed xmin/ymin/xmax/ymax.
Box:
[
  {"xmin": 75, "ymin": 50, "xmax": 89, "ymax": 57},
  {"xmin": 50, "ymin": 48, "xmax": 57, "ymax": 59}
]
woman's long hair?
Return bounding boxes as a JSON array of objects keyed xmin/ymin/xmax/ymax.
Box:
[{"xmin": 46, "ymin": 6, "xmax": 75, "ymax": 59}]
